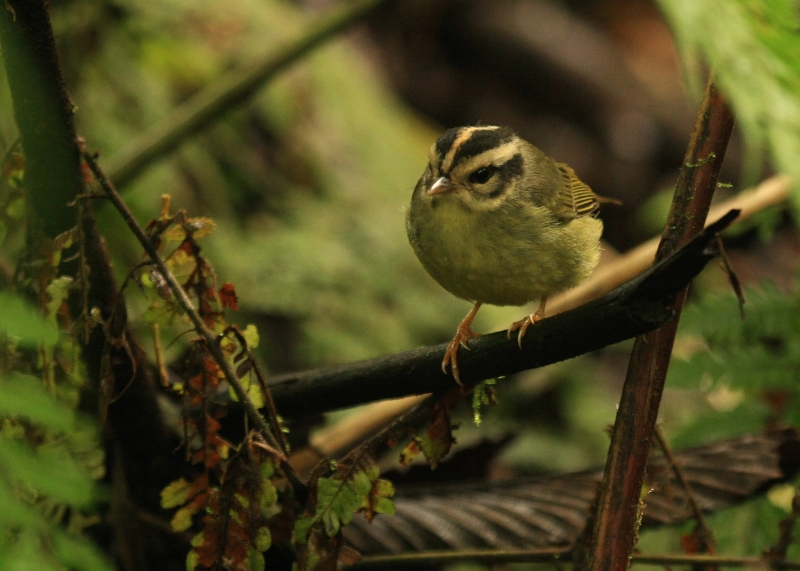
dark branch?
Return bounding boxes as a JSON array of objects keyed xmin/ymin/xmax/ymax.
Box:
[
  {"xmin": 269, "ymin": 210, "xmax": 739, "ymax": 419},
  {"xmin": 354, "ymin": 550, "xmax": 800, "ymax": 569},
  {"xmin": 587, "ymin": 74, "xmax": 735, "ymax": 571}
]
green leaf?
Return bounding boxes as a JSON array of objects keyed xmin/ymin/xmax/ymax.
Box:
[
  {"xmin": 372, "ymin": 496, "xmax": 395, "ymax": 516},
  {"xmin": 249, "ymin": 549, "xmax": 265, "ymax": 571},
  {"xmin": 160, "ymin": 478, "xmax": 192, "ymax": 509},
  {"xmin": 254, "ymin": 526, "xmax": 271, "ymax": 552},
  {"xmin": 51, "ymin": 531, "xmax": 114, "ymax": 571},
  {"xmin": 0, "ymin": 440, "xmax": 93, "ymax": 507},
  {"xmin": 656, "ymin": 0, "xmax": 800, "ymax": 207},
  {"xmin": 45, "ymin": 277, "xmax": 73, "ymax": 326},
  {"xmin": 0, "ymin": 374, "xmax": 75, "ymax": 431},
  {"xmin": 185, "ymin": 548, "xmax": 199, "ymax": 571},
  {"xmin": 5, "ymin": 196, "xmax": 26, "ymax": 220},
  {"xmin": 372, "ymin": 479, "xmax": 394, "ymax": 498},
  {"xmin": 321, "ymin": 509, "xmax": 340, "ymax": 537},
  {"xmin": 260, "ymin": 459, "xmax": 275, "ymax": 479},
  {"xmin": 247, "ymin": 381, "xmax": 265, "ymax": 409},
  {"xmin": 258, "ymin": 480, "xmax": 277, "ymax": 509},
  {"xmin": 171, "ymin": 506, "xmax": 196, "ymax": 532},
  {"xmin": 293, "ymin": 516, "xmax": 315, "ymax": 544},
  {"xmin": 0, "ymin": 482, "xmax": 45, "ymax": 528},
  {"xmin": 414, "ymin": 433, "xmax": 451, "ymax": 471},
  {"xmin": 0, "ymin": 530, "xmax": 58, "ymax": 571},
  {"xmin": 0, "ymin": 293, "xmax": 59, "ymax": 347},
  {"xmin": 471, "ymin": 379, "xmax": 497, "ymax": 426},
  {"xmin": 316, "ymin": 476, "xmax": 363, "ymax": 535},
  {"xmin": 242, "ymin": 324, "xmax": 260, "ymax": 349}
]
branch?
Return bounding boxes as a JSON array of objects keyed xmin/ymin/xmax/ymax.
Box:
[
  {"xmin": 352, "ymin": 549, "xmax": 800, "ymax": 569},
  {"xmin": 290, "ymin": 395, "xmax": 428, "ymax": 476},
  {"xmin": 587, "ymin": 73, "xmax": 735, "ymax": 571},
  {"xmin": 83, "ymin": 152, "xmax": 307, "ymax": 499},
  {"xmin": 103, "ymin": 0, "xmax": 395, "ymax": 187},
  {"xmin": 0, "ymin": 0, "xmax": 83, "ymax": 238},
  {"xmin": 269, "ymin": 210, "xmax": 738, "ymax": 419},
  {"xmin": 286, "ymin": 174, "xmax": 790, "ymax": 467}
]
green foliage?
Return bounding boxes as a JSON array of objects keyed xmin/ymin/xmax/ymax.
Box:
[
  {"xmin": 161, "ymin": 478, "xmax": 194, "ymax": 510},
  {"xmin": 656, "ymin": 0, "xmax": 800, "ymax": 204},
  {"xmin": 399, "ymin": 398, "xmax": 458, "ymax": 470},
  {"xmin": 471, "ymin": 379, "xmax": 498, "ymax": 426},
  {"xmin": 293, "ymin": 462, "xmax": 394, "ymax": 545},
  {"xmin": 667, "ymin": 279, "xmax": 800, "ymax": 443},
  {"xmin": 638, "ymin": 492, "xmax": 795, "ymax": 559},
  {"xmin": 53, "ymin": 0, "xmax": 463, "ymax": 369},
  {"xmin": 0, "ymin": 293, "xmax": 59, "ymax": 348},
  {"xmin": 293, "ymin": 457, "xmax": 394, "ymax": 570},
  {"xmin": 0, "ymin": 374, "xmax": 75, "ymax": 432},
  {"xmin": 0, "ymin": 376, "xmax": 110, "ymax": 571}
]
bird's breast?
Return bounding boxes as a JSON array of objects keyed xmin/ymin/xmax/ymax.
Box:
[{"xmin": 407, "ymin": 199, "xmax": 602, "ymax": 306}]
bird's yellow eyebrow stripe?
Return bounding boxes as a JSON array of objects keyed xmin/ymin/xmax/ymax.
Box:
[{"xmin": 452, "ymin": 141, "xmax": 520, "ymax": 177}]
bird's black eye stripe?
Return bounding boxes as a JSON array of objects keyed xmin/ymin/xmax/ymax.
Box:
[
  {"xmin": 469, "ymin": 166, "xmax": 496, "ymax": 184},
  {"xmin": 498, "ymin": 153, "xmax": 524, "ymax": 182}
]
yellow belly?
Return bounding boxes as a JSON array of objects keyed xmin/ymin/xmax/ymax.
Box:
[{"xmin": 408, "ymin": 201, "xmax": 602, "ymax": 306}]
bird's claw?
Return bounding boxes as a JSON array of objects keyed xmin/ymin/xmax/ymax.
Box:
[
  {"xmin": 507, "ymin": 312, "xmax": 543, "ymax": 349},
  {"xmin": 442, "ymin": 325, "xmax": 481, "ymax": 385}
]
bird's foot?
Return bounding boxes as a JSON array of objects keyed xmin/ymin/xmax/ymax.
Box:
[
  {"xmin": 507, "ymin": 298, "xmax": 548, "ymax": 349},
  {"xmin": 442, "ymin": 323, "xmax": 481, "ymax": 386}
]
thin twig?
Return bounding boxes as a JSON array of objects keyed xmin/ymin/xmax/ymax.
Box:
[
  {"xmin": 587, "ymin": 73, "xmax": 735, "ymax": 571},
  {"xmin": 290, "ymin": 395, "xmax": 428, "ymax": 476},
  {"xmin": 764, "ymin": 489, "xmax": 800, "ymax": 563},
  {"xmin": 714, "ymin": 236, "xmax": 745, "ymax": 321},
  {"xmin": 221, "ymin": 325, "xmax": 290, "ymax": 455},
  {"xmin": 356, "ymin": 547, "xmax": 572, "ymax": 568},
  {"xmin": 82, "ymin": 150, "xmax": 307, "ymax": 498},
  {"xmin": 353, "ymin": 549, "xmax": 800, "ymax": 569},
  {"xmin": 105, "ymin": 0, "xmax": 394, "ymax": 187},
  {"xmin": 653, "ymin": 425, "xmax": 717, "ymax": 555}
]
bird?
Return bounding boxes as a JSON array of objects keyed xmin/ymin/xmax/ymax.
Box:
[{"xmin": 406, "ymin": 125, "xmax": 615, "ymax": 384}]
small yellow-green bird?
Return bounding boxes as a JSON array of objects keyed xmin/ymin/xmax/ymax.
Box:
[{"xmin": 407, "ymin": 125, "xmax": 615, "ymax": 384}]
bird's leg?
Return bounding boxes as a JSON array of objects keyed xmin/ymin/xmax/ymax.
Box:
[
  {"xmin": 442, "ymin": 302, "xmax": 483, "ymax": 385},
  {"xmin": 507, "ymin": 296, "xmax": 547, "ymax": 348}
]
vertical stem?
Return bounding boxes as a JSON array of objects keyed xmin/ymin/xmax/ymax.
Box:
[
  {"xmin": 587, "ymin": 74, "xmax": 735, "ymax": 571},
  {"xmin": 0, "ymin": 0, "xmax": 83, "ymax": 239}
]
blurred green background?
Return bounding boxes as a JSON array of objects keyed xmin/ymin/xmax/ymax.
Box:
[{"xmin": 2, "ymin": 0, "xmax": 800, "ymax": 565}]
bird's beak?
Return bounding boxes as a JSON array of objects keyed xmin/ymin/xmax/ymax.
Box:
[{"xmin": 428, "ymin": 176, "xmax": 453, "ymax": 196}]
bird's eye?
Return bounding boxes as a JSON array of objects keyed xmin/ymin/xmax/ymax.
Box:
[{"xmin": 469, "ymin": 166, "xmax": 494, "ymax": 184}]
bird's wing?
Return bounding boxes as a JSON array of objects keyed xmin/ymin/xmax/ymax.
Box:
[{"xmin": 554, "ymin": 162, "xmax": 600, "ymax": 220}]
